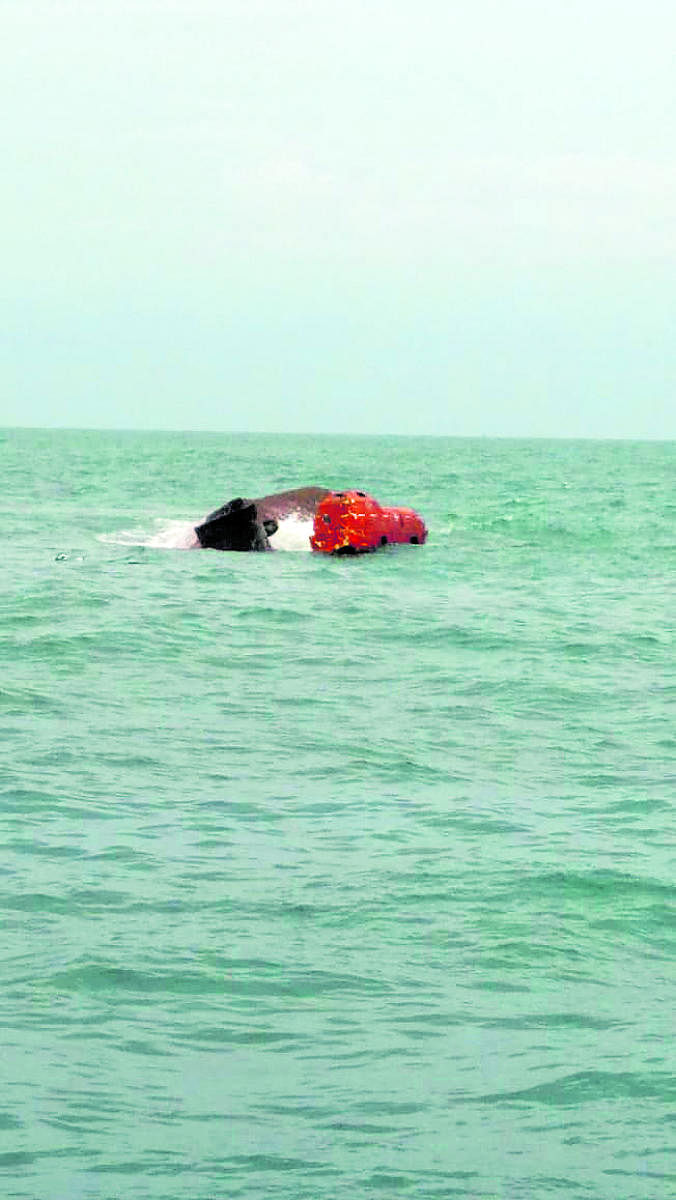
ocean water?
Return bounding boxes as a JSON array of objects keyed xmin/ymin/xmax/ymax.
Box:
[{"xmin": 1, "ymin": 429, "xmax": 674, "ymax": 1200}]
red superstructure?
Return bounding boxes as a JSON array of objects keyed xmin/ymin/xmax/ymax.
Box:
[{"xmin": 310, "ymin": 490, "xmax": 427, "ymax": 555}]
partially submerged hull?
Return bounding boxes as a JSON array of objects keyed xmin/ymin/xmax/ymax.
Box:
[{"xmin": 194, "ymin": 487, "xmax": 427, "ymax": 554}]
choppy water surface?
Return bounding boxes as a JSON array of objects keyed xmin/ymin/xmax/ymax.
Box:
[{"xmin": 1, "ymin": 430, "xmax": 674, "ymax": 1199}]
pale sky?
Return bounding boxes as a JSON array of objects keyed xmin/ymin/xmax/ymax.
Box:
[{"xmin": 3, "ymin": 0, "xmax": 675, "ymax": 436}]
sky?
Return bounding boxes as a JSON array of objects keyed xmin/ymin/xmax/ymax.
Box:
[{"xmin": 3, "ymin": 0, "xmax": 675, "ymax": 437}]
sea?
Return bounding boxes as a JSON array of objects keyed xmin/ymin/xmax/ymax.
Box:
[{"xmin": 1, "ymin": 428, "xmax": 674, "ymax": 1200}]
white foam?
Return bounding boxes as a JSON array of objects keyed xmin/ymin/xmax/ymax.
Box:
[
  {"xmin": 98, "ymin": 519, "xmax": 198, "ymax": 550},
  {"xmin": 147, "ymin": 520, "xmax": 199, "ymax": 549},
  {"xmin": 268, "ymin": 515, "xmax": 313, "ymax": 552}
]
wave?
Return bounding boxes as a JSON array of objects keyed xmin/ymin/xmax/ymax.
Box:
[{"xmin": 98, "ymin": 519, "xmax": 197, "ymax": 550}]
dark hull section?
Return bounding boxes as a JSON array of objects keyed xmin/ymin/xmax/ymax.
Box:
[{"xmin": 195, "ymin": 498, "xmax": 277, "ymax": 551}]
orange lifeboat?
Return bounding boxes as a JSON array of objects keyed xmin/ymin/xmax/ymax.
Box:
[{"xmin": 310, "ymin": 490, "xmax": 427, "ymax": 555}]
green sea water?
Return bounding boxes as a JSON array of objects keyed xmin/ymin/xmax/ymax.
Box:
[{"xmin": 1, "ymin": 429, "xmax": 674, "ymax": 1200}]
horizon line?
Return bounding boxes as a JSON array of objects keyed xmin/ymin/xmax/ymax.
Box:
[{"xmin": 2, "ymin": 425, "xmax": 675, "ymax": 443}]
